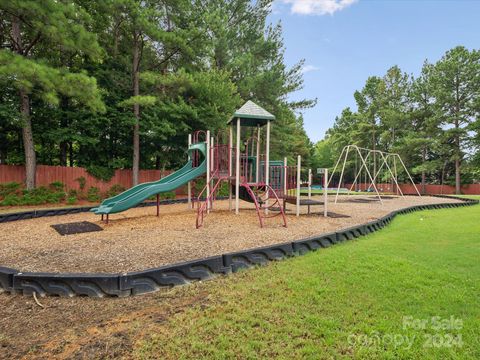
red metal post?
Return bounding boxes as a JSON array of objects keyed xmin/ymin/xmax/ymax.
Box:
[{"xmin": 156, "ymin": 194, "xmax": 160, "ymax": 216}]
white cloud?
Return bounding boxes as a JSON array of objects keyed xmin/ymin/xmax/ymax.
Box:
[
  {"xmin": 301, "ymin": 65, "xmax": 320, "ymax": 74},
  {"xmin": 282, "ymin": 0, "xmax": 358, "ymax": 15}
]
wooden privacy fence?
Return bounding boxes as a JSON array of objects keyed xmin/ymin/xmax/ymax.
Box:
[
  {"xmin": 1, "ymin": 164, "xmax": 479, "ymax": 196},
  {"xmin": 0, "ymin": 164, "xmax": 188, "ymax": 195}
]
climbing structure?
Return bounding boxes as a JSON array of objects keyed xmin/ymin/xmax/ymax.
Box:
[
  {"xmin": 195, "ymin": 101, "xmax": 287, "ymax": 228},
  {"xmin": 91, "ymin": 101, "xmax": 324, "ymax": 226}
]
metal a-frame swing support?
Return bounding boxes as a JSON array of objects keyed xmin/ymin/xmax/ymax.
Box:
[{"xmin": 327, "ymin": 145, "xmax": 421, "ymax": 204}]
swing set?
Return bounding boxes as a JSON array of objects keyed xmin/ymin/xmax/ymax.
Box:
[{"xmin": 328, "ymin": 145, "xmax": 421, "ymax": 204}]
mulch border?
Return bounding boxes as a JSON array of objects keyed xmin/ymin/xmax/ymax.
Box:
[{"xmin": 0, "ymin": 195, "xmax": 477, "ymax": 298}]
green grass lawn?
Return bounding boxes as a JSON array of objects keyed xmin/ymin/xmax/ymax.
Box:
[{"xmin": 136, "ymin": 204, "xmax": 480, "ymax": 359}]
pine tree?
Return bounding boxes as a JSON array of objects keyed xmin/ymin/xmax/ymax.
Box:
[
  {"xmin": 431, "ymin": 46, "xmax": 480, "ymax": 193},
  {"xmin": 0, "ymin": 0, "xmax": 104, "ymax": 188}
]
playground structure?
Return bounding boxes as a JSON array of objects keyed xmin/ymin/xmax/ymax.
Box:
[
  {"xmin": 192, "ymin": 101, "xmax": 328, "ymax": 228},
  {"xmin": 92, "ymin": 101, "xmax": 328, "ymax": 227},
  {"xmin": 328, "ymin": 144, "xmax": 421, "ymax": 204}
]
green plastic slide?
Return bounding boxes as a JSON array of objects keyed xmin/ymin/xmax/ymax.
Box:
[{"xmin": 91, "ymin": 143, "xmax": 206, "ymax": 215}]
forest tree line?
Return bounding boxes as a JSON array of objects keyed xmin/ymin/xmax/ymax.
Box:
[
  {"xmin": 314, "ymin": 47, "xmax": 480, "ymax": 194},
  {"xmin": 1, "ymin": 1, "xmax": 479, "ymax": 195},
  {"xmin": 0, "ymin": 0, "xmax": 315, "ymax": 189}
]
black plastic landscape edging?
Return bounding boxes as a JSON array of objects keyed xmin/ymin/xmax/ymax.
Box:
[
  {"xmin": 0, "ymin": 195, "xmax": 477, "ymax": 298},
  {"xmin": 0, "ymin": 198, "xmax": 188, "ymax": 223}
]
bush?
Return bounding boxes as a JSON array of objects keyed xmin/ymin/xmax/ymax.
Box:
[
  {"xmin": 0, "ymin": 182, "xmax": 22, "ymax": 198},
  {"xmin": 75, "ymin": 176, "xmax": 86, "ymax": 190},
  {"xmin": 106, "ymin": 184, "xmax": 126, "ymax": 198},
  {"xmin": 148, "ymin": 191, "xmax": 176, "ymax": 201},
  {"xmin": 49, "ymin": 181, "xmax": 64, "ymax": 192},
  {"xmin": 194, "ymin": 178, "xmax": 206, "ymax": 193},
  {"xmin": 0, "ymin": 194, "xmax": 22, "ymax": 206},
  {"xmin": 217, "ymin": 182, "xmax": 230, "ymax": 197},
  {"xmin": 0, "ymin": 182, "xmax": 67, "ymax": 206},
  {"xmin": 86, "ymin": 165, "xmax": 115, "ymax": 182},
  {"xmin": 193, "ymin": 179, "xmax": 229, "ymax": 198},
  {"xmin": 18, "ymin": 186, "xmax": 66, "ymax": 205},
  {"xmin": 67, "ymin": 196, "xmax": 77, "ymax": 205},
  {"xmin": 160, "ymin": 191, "xmax": 176, "ymax": 200},
  {"xmin": 87, "ymin": 187, "xmax": 101, "ymax": 202},
  {"xmin": 68, "ymin": 189, "xmax": 78, "ymax": 198}
]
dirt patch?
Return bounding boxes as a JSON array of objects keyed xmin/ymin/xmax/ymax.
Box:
[
  {"xmin": 0, "ymin": 285, "xmax": 211, "ymax": 359},
  {"xmin": 0, "ymin": 195, "xmax": 462, "ymax": 273}
]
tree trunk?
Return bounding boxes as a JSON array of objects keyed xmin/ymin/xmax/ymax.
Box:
[
  {"xmin": 421, "ymin": 147, "xmax": 426, "ymax": 195},
  {"xmin": 132, "ymin": 31, "xmax": 140, "ymax": 186},
  {"xmin": 454, "ymin": 118, "xmax": 461, "ymax": 195},
  {"xmin": 454, "ymin": 81, "xmax": 461, "ymax": 194},
  {"xmin": 59, "ymin": 95, "xmax": 69, "ymax": 166},
  {"xmin": 20, "ymin": 91, "xmax": 36, "ymax": 189},
  {"xmin": 60, "ymin": 143, "xmax": 67, "ymax": 166},
  {"xmin": 455, "ymin": 155, "xmax": 461, "ymax": 194},
  {"xmin": 12, "ymin": 16, "xmax": 36, "ymax": 189},
  {"xmin": 69, "ymin": 142, "xmax": 74, "ymax": 166}
]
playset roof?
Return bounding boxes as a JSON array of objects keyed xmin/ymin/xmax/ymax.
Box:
[{"xmin": 228, "ymin": 100, "xmax": 275, "ymax": 127}]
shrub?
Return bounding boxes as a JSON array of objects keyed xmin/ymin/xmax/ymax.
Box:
[
  {"xmin": 148, "ymin": 191, "xmax": 176, "ymax": 201},
  {"xmin": 0, "ymin": 182, "xmax": 22, "ymax": 198},
  {"xmin": 0, "ymin": 182, "xmax": 68, "ymax": 206},
  {"xmin": 75, "ymin": 176, "xmax": 86, "ymax": 190},
  {"xmin": 18, "ymin": 186, "xmax": 65, "ymax": 205},
  {"xmin": 23, "ymin": 186, "xmax": 48, "ymax": 197},
  {"xmin": 194, "ymin": 178, "xmax": 206, "ymax": 193},
  {"xmin": 106, "ymin": 184, "xmax": 126, "ymax": 198},
  {"xmin": 67, "ymin": 196, "xmax": 77, "ymax": 205},
  {"xmin": 217, "ymin": 182, "xmax": 230, "ymax": 197},
  {"xmin": 87, "ymin": 187, "xmax": 101, "ymax": 202},
  {"xmin": 49, "ymin": 181, "xmax": 64, "ymax": 191},
  {"xmin": 160, "ymin": 191, "xmax": 176, "ymax": 200},
  {"xmin": 193, "ymin": 179, "xmax": 229, "ymax": 198},
  {"xmin": 0, "ymin": 194, "xmax": 22, "ymax": 206},
  {"xmin": 68, "ymin": 189, "xmax": 78, "ymax": 198},
  {"xmin": 86, "ymin": 165, "xmax": 115, "ymax": 182},
  {"xmin": 46, "ymin": 191, "xmax": 65, "ymax": 203}
]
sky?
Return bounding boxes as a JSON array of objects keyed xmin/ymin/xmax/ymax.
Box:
[{"xmin": 268, "ymin": 0, "xmax": 480, "ymax": 143}]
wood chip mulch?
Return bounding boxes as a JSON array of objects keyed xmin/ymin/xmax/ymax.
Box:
[{"xmin": 0, "ymin": 195, "xmax": 462, "ymax": 273}]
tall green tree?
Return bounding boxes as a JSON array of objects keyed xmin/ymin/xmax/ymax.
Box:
[
  {"xmin": 404, "ymin": 62, "xmax": 442, "ymax": 192},
  {"xmin": 378, "ymin": 66, "xmax": 410, "ymax": 152},
  {"xmin": 204, "ymin": 0, "xmax": 315, "ymax": 162},
  {"xmin": 431, "ymin": 46, "xmax": 480, "ymax": 193},
  {"xmin": 0, "ymin": 0, "xmax": 319, "ymax": 184},
  {"xmin": 0, "ymin": 0, "xmax": 104, "ymax": 188},
  {"xmin": 109, "ymin": 0, "xmax": 198, "ymax": 184}
]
